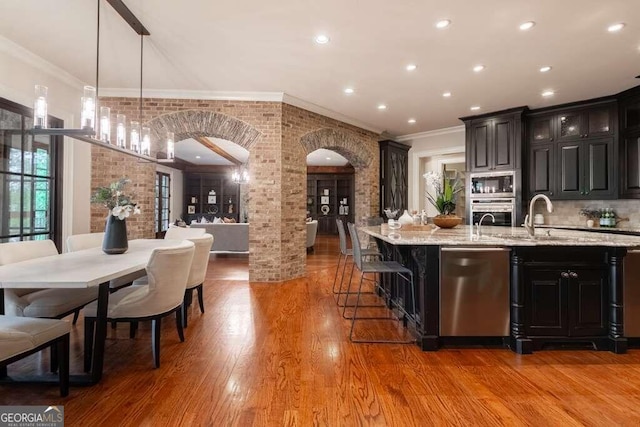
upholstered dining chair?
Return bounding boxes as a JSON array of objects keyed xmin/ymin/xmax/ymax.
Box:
[
  {"xmin": 164, "ymin": 226, "xmax": 205, "ymax": 240},
  {"xmin": 83, "ymin": 240, "xmax": 195, "ymax": 368},
  {"xmin": 181, "ymin": 234, "xmax": 214, "ymax": 327},
  {"xmin": 66, "ymin": 232, "xmax": 145, "ymax": 292},
  {"xmin": 0, "ymin": 240, "xmax": 98, "ymax": 325}
]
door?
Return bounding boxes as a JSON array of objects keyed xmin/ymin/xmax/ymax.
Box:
[
  {"xmin": 155, "ymin": 172, "xmax": 171, "ymax": 238},
  {"xmin": 585, "ymin": 105, "xmax": 614, "ymax": 138},
  {"xmin": 557, "ymin": 141, "xmax": 583, "ymax": 198},
  {"xmin": 470, "ymin": 120, "xmax": 492, "ymax": 171},
  {"xmin": 524, "ymin": 268, "xmax": 568, "ymax": 336},
  {"xmin": 529, "ymin": 115, "xmax": 556, "ymax": 144},
  {"xmin": 621, "ymin": 130, "xmax": 640, "ymax": 197},
  {"xmin": 568, "ymin": 269, "xmax": 608, "ymax": 337},
  {"xmin": 557, "ymin": 111, "xmax": 584, "ymax": 142},
  {"xmin": 583, "ymin": 137, "xmax": 615, "ymax": 199},
  {"xmin": 493, "ymin": 118, "xmax": 514, "ymax": 170},
  {"xmin": 529, "ymin": 143, "xmax": 555, "ymax": 197}
]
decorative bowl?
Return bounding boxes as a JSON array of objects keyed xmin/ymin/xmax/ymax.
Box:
[{"xmin": 433, "ymin": 215, "xmax": 462, "ymax": 229}]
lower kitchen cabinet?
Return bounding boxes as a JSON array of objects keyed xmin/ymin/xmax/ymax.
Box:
[{"xmin": 524, "ymin": 266, "xmax": 607, "ymax": 338}]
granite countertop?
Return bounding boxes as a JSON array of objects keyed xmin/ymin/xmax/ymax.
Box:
[
  {"xmin": 361, "ymin": 225, "xmax": 640, "ymax": 247},
  {"xmin": 537, "ymin": 224, "xmax": 640, "ymax": 235}
]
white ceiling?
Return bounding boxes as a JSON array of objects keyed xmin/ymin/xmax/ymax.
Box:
[
  {"xmin": 1, "ymin": 1, "xmax": 639, "ymax": 136},
  {"xmin": 306, "ymin": 149, "xmax": 349, "ymax": 166},
  {"xmin": 176, "ymin": 137, "xmax": 249, "ymax": 165}
]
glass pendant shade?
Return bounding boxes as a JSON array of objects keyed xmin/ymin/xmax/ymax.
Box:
[
  {"xmin": 81, "ymin": 86, "xmax": 97, "ymax": 130},
  {"xmin": 232, "ymin": 168, "xmax": 250, "ymax": 184},
  {"xmin": 116, "ymin": 114, "xmax": 127, "ymax": 148},
  {"xmin": 166, "ymin": 132, "xmax": 175, "ymax": 159},
  {"xmin": 130, "ymin": 121, "xmax": 140, "ymax": 153},
  {"xmin": 99, "ymin": 106, "xmax": 111, "ymax": 143},
  {"xmin": 33, "ymin": 85, "xmax": 48, "ymax": 129},
  {"xmin": 141, "ymin": 126, "xmax": 151, "ymax": 156}
]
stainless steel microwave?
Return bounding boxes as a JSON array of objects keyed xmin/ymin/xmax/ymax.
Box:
[{"xmin": 469, "ymin": 171, "xmax": 516, "ymax": 198}]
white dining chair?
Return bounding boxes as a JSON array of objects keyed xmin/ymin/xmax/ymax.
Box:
[
  {"xmin": 0, "ymin": 240, "xmax": 98, "ymax": 325},
  {"xmin": 182, "ymin": 234, "xmax": 214, "ymax": 327},
  {"xmin": 83, "ymin": 240, "xmax": 195, "ymax": 368},
  {"xmin": 164, "ymin": 227, "xmax": 205, "ymax": 240},
  {"xmin": 66, "ymin": 232, "xmax": 145, "ymax": 292}
]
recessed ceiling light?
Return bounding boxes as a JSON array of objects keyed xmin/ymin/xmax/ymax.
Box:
[
  {"xmin": 470, "ymin": 106, "xmax": 481, "ymax": 111},
  {"xmin": 519, "ymin": 21, "xmax": 536, "ymax": 31},
  {"xmin": 408, "ymin": 118, "xmax": 416, "ymax": 124},
  {"xmin": 344, "ymin": 87, "xmax": 354, "ymax": 94},
  {"xmin": 436, "ymin": 19, "xmax": 451, "ymax": 29},
  {"xmin": 314, "ymin": 34, "xmax": 330, "ymax": 44},
  {"xmin": 542, "ymin": 90, "xmax": 555, "ymax": 97},
  {"xmin": 326, "ymin": 157, "xmax": 331, "ymax": 160},
  {"xmin": 195, "ymin": 155, "xmax": 201, "ymax": 159},
  {"xmin": 378, "ymin": 104, "xmax": 387, "ymax": 110},
  {"xmin": 539, "ymin": 66, "xmax": 552, "ymax": 73},
  {"xmin": 406, "ymin": 64, "xmax": 417, "ymax": 71},
  {"xmin": 473, "ymin": 64, "xmax": 485, "ymax": 72},
  {"xmin": 608, "ymin": 23, "xmax": 625, "ymax": 32},
  {"xmin": 442, "ymin": 92, "xmax": 452, "ymax": 98}
]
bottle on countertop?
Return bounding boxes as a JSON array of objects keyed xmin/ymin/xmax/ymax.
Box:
[
  {"xmin": 412, "ymin": 210, "xmax": 421, "ymax": 226},
  {"xmin": 599, "ymin": 209, "xmax": 607, "ymax": 228}
]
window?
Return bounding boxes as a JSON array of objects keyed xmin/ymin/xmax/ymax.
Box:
[
  {"xmin": 155, "ymin": 171, "xmax": 170, "ymax": 237},
  {"xmin": 0, "ymin": 98, "xmax": 62, "ymax": 246}
]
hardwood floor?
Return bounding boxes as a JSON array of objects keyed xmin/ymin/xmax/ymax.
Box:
[{"xmin": 3, "ymin": 235, "xmax": 640, "ymax": 425}]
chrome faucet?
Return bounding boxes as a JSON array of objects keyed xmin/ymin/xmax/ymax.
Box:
[
  {"xmin": 476, "ymin": 213, "xmax": 495, "ymax": 237},
  {"xmin": 524, "ymin": 194, "xmax": 554, "ymax": 237}
]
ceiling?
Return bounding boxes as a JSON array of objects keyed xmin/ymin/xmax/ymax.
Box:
[{"xmin": 1, "ymin": 1, "xmax": 639, "ymax": 137}]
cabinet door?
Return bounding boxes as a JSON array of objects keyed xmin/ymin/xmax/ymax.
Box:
[
  {"xmin": 620, "ymin": 130, "xmax": 640, "ymax": 198},
  {"xmin": 585, "ymin": 105, "xmax": 614, "ymax": 138},
  {"xmin": 388, "ymin": 149, "xmax": 408, "ymax": 211},
  {"xmin": 529, "ymin": 143, "xmax": 555, "ymax": 197},
  {"xmin": 524, "ymin": 268, "xmax": 568, "ymax": 336},
  {"xmin": 470, "ymin": 120, "xmax": 492, "ymax": 171},
  {"xmin": 557, "ymin": 112, "xmax": 584, "ymax": 142},
  {"xmin": 493, "ymin": 117, "xmax": 514, "ymax": 170},
  {"xmin": 583, "ymin": 138, "xmax": 615, "ymax": 199},
  {"xmin": 529, "ymin": 115, "xmax": 556, "ymax": 144},
  {"xmin": 557, "ymin": 141, "xmax": 583, "ymax": 198},
  {"xmin": 568, "ymin": 269, "xmax": 608, "ymax": 337}
]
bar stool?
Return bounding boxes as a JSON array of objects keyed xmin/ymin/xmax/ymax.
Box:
[
  {"xmin": 346, "ymin": 222, "xmax": 416, "ymax": 344},
  {"xmin": 332, "ymin": 219, "xmax": 381, "ymax": 308}
]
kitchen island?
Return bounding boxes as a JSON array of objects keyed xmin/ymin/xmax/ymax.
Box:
[{"xmin": 361, "ymin": 224, "xmax": 640, "ymax": 354}]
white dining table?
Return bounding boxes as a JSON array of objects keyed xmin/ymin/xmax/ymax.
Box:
[{"xmin": 0, "ymin": 238, "xmax": 180, "ymax": 385}]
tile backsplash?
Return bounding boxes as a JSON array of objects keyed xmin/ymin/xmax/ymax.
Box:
[{"xmin": 534, "ymin": 199, "xmax": 640, "ymax": 229}]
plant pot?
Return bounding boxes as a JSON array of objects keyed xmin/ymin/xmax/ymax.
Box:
[
  {"xmin": 433, "ymin": 214, "xmax": 462, "ymax": 229},
  {"xmin": 103, "ymin": 214, "xmax": 128, "ymax": 254}
]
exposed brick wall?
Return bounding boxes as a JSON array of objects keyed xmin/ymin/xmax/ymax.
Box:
[{"xmin": 91, "ymin": 97, "xmax": 380, "ymax": 281}]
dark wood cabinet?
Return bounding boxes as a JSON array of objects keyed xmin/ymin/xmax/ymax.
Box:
[
  {"xmin": 618, "ymin": 86, "xmax": 640, "ymax": 198},
  {"xmin": 184, "ymin": 172, "xmax": 240, "ymax": 223},
  {"xmin": 557, "ymin": 137, "xmax": 614, "ymax": 199},
  {"xmin": 524, "ymin": 266, "xmax": 607, "ymax": 338},
  {"xmin": 379, "ymin": 140, "xmax": 409, "ymax": 216},
  {"xmin": 462, "ymin": 108, "xmax": 526, "ymax": 172},
  {"xmin": 526, "ymin": 99, "xmax": 617, "ymax": 200},
  {"xmin": 307, "ymin": 173, "xmax": 354, "ymax": 235}
]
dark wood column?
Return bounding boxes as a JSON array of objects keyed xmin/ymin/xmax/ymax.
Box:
[{"xmin": 609, "ymin": 247, "xmax": 627, "ymax": 354}]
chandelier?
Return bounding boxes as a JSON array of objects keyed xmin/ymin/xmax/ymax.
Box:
[
  {"xmin": 232, "ymin": 167, "xmax": 250, "ymax": 184},
  {"xmin": 29, "ymin": 0, "xmax": 174, "ymax": 163}
]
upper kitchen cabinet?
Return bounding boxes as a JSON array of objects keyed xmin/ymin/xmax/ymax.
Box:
[
  {"xmin": 379, "ymin": 140, "xmax": 410, "ymax": 216},
  {"xmin": 526, "ymin": 98, "xmax": 618, "ymax": 200},
  {"xmin": 461, "ymin": 107, "xmax": 527, "ymax": 173},
  {"xmin": 618, "ymin": 86, "xmax": 640, "ymax": 198}
]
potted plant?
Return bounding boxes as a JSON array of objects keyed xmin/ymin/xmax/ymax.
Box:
[
  {"xmin": 91, "ymin": 177, "xmax": 140, "ymax": 254},
  {"xmin": 424, "ymin": 171, "xmax": 463, "ymax": 228},
  {"xmin": 579, "ymin": 208, "xmax": 600, "ymax": 228}
]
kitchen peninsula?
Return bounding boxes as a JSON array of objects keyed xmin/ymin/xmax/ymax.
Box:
[{"xmin": 362, "ymin": 224, "xmax": 640, "ymax": 354}]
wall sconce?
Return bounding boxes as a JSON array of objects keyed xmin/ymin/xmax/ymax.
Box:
[
  {"xmin": 99, "ymin": 106, "xmax": 111, "ymax": 143},
  {"xmin": 166, "ymin": 132, "xmax": 175, "ymax": 159},
  {"xmin": 232, "ymin": 167, "xmax": 250, "ymax": 184},
  {"xmin": 130, "ymin": 121, "xmax": 140, "ymax": 153},
  {"xmin": 33, "ymin": 85, "xmax": 48, "ymax": 129},
  {"xmin": 81, "ymin": 86, "xmax": 96, "ymax": 130},
  {"xmin": 116, "ymin": 114, "xmax": 126, "ymax": 148},
  {"xmin": 141, "ymin": 126, "xmax": 151, "ymax": 156}
]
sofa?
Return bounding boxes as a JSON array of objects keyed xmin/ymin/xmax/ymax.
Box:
[{"xmin": 191, "ymin": 223, "xmax": 249, "ymax": 253}]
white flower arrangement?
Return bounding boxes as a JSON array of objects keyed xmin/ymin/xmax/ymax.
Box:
[{"xmin": 91, "ymin": 177, "xmax": 141, "ymax": 220}]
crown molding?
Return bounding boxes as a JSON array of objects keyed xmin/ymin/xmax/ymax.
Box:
[
  {"xmin": 99, "ymin": 88, "xmax": 286, "ymax": 102},
  {"xmin": 282, "ymin": 94, "xmax": 384, "ymax": 135},
  {"xmin": 0, "ymin": 35, "xmax": 86, "ymax": 90},
  {"xmin": 395, "ymin": 125, "xmax": 465, "ymax": 142}
]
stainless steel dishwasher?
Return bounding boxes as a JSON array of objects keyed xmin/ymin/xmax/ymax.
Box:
[
  {"xmin": 624, "ymin": 249, "xmax": 640, "ymax": 337},
  {"xmin": 440, "ymin": 247, "xmax": 511, "ymax": 336}
]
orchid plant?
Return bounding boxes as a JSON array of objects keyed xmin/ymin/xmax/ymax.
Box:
[
  {"xmin": 423, "ymin": 171, "xmax": 463, "ymax": 216},
  {"xmin": 91, "ymin": 177, "xmax": 141, "ymax": 220}
]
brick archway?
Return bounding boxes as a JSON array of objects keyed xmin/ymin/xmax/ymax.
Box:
[
  {"xmin": 300, "ymin": 128, "xmax": 375, "ymax": 226},
  {"xmin": 146, "ymin": 110, "xmax": 262, "ymax": 151}
]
